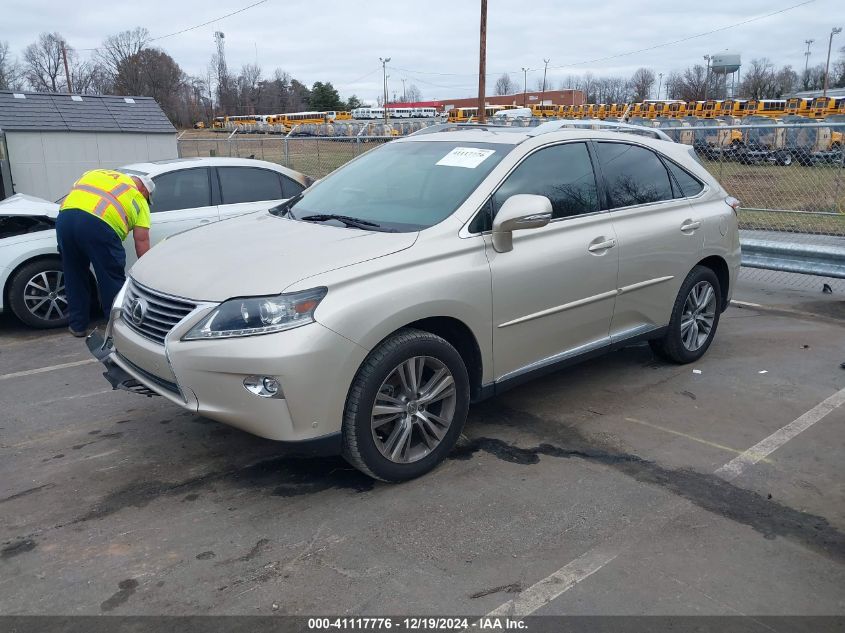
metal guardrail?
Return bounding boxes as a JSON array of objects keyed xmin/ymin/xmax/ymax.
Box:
[{"xmin": 741, "ymin": 236, "xmax": 845, "ymax": 279}]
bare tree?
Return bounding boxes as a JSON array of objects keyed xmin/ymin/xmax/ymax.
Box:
[
  {"xmin": 494, "ymin": 73, "xmax": 515, "ymax": 95},
  {"xmin": 237, "ymin": 63, "xmax": 262, "ymax": 113},
  {"xmin": 405, "ymin": 83, "xmax": 422, "ymax": 102},
  {"xmin": 738, "ymin": 58, "xmax": 776, "ymax": 99},
  {"xmin": 23, "ymin": 32, "xmax": 68, "ymax": 92},
  {"xmin": 0, "ymin": 40, "xmax": 24, "ymax": 90},
  {"xmin": 629, "ymin": 67, "xmax": 656, "ymax": 101}
]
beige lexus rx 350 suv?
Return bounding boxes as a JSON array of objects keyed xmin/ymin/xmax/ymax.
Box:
[{"xmin": 90, "ymin": 122, "xmax": 740, "ymax": 482}]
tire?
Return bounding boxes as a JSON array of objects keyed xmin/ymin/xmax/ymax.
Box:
[
  {"xmin": 342, "ymin": 328, "xmax": 470, "ymax": 482},
  {"xmin": 649, "ymin": 266, "xmax": 722, "ymax": 364},
  {"xmin": 778, "ymin": 153, "xmax": 793, "ymax": 166},
  {"xmin": 7, "ymin": 258, "xmax": 70, "ymax": 329}
]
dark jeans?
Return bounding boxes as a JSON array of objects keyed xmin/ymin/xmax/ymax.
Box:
[{"xmin": 55, "ymin": 209, "xmax": 126, "ymax": 332}]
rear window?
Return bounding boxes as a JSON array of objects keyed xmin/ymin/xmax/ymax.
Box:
[
  {"xmin": 595, "ymin": 142, "xmax": 674, "ymax": 208},
  {"xmin": 665, "ymin": 160, "xmax": 704, "ymax": 198}
]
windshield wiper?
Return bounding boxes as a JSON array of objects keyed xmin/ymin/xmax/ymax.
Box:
[
  {"xmin": 269, "ymin": 193, "xmax": 303, "ymax": 219},
  {"xmin": 300, "ymin": 214, "xmax": 392, "ymax": 231}
]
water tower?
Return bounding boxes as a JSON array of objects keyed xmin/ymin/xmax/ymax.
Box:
[{"xmin": 710, "ymin": 52, "xmax": 741, "ymax": 98}]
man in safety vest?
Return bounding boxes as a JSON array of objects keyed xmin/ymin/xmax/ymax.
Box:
[{"xmin": 57, "ymin": 169, "xmax": 154, "ymax": 337}]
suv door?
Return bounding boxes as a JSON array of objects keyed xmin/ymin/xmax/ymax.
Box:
[
  {"xmin": 593, "ymin": 141, "xmax": 705, "ymax": 340},
  {"xmin": 216, "ymin": 166, "xmax": 298, "ymax": 220},
  {"xmin": 483, "ymin": 142, "xmax": 619, "ymax": 381},
  {"xmin": 125, "ymin": 167, "xmax": 216, "ymax": 264}
]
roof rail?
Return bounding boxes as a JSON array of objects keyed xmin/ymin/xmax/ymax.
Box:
[
  {"xmin": 527, "ymin": 119, "xmax": 674, "ymax": 141},
  {"xmin": 408, "ymin": 122, "xmax": 521, "ymax": 136}
]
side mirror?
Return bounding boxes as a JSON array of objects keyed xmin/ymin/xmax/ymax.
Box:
[{"xmin": 491, "ymin": 194, "xmax": 553, "ymax": 253}]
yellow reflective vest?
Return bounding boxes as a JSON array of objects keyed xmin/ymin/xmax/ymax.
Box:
[{"xmin": 60, "ymin": 169, "xmax": 151, "ymax": 241}]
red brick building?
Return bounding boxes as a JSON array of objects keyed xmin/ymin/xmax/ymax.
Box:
[{"xmin": 391, "ymin": 89, "xmax": 584, "ymax": 111}]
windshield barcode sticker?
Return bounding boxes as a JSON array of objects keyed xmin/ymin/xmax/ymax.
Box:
[{"xmin": 436, "ymin": 147, "xmax": 496, "ymax": 169}]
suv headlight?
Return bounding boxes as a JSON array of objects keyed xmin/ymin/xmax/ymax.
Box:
[{"xmin": 183, "ymin": 288, "xmax": 327, "ymax": 340}]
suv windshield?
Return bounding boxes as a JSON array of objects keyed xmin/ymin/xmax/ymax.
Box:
[{"xmin": 286, "ymin": 140, "xmax": 510, "ymax": 231}]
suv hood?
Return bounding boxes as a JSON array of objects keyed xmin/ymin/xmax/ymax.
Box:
[
  {"xmin": 130, "ymin": 212, "xmax": 418, "ymax": 302},
  {"xmin": 0, "ymin": 194, "xmax": 60, "ymax": 218}
]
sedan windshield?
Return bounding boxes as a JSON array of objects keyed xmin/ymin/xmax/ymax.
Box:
[{"xmin": 286, "ymin": 140, "xmax": 510, "ymax": 231}]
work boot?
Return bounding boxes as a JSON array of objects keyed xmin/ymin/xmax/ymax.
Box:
[{"xmin": 69, "ymin": 327, "xmax": 88, "ymax": 338}]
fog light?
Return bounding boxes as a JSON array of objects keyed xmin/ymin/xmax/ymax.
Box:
[{"xmin": 243, "ymin": 375, "xmax": 283, "ymax": 398}]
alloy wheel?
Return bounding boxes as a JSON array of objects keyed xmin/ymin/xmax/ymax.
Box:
[
  {"xmin": 680, "ymin": 280, "xmax": 716, "ymax": 352},
  {"xmin": 24, "ymin": 270, "xmax": 67, "ymax": 322},
  {"xmin": 371, "ymin": 356, "xmax": 457, "ymax": 464}
]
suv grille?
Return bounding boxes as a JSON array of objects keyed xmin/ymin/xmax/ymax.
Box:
[{"xmin": 122, "ymin": 280, "xmax": 197, "ymax": 344}]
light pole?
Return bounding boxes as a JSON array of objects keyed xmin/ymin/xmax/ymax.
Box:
[
  {"xmin": 379, "ymin": 56, "xmax": 391, "ymax": 121},
  {"xmin": 541, "ymin": 58, "xmax": 550, "ymax": 105},
  {"xmin": 804, "ymin": 38, "xmax": 815, "ymax": 77},
  {"xmin": 477, "ymin": 0, "xmax": 488, "ymax": 123},
  {"xmin": 657, "ymin": 72, "xmax": 663, "ymax": 100},
  {"xmin": 703, "ymin": 55, "xmax": 712, "ymax": 101},
  {"xmin": 522, "ymin": 67, "xmax": 529, "ymax": 106},
  {"xmin": 823, "ymin": 27, "xmax": 842, "ymax": 98}
]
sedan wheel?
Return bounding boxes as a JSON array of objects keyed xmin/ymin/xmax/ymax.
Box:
[
  {"xmin": 24, "ymin": 270, "xmax": 67, "ymax": 323},
  {"xmin": 371, "ymin": 356, "xmax": 457, "ymax": 464}
]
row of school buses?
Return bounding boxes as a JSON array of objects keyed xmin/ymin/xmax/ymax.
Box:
[{"xmin": 445, "ymin": 97, "xmax": 845, "ymax": 123}]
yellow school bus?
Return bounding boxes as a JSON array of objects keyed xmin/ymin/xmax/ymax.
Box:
[
  {"xmin": 719, "ymin": 99, "xmax": 747, "ymax": 118},
  {"xmin": 785, "ymin": 97, "xmax": 813, "ymax": 118},
  {"xmin": 447, "ymin": 106, "xmax": 504, "ymax": 122},
  {"xmin": 558, "ymin": 104, "xmax": 574, "ymax": 118},
  {"xmin": 530, "ymin": 104, "xmax": 558, "ymax": 118},
  {"xmin": 809, "ymin": 96, "xmax": 845, "ymax": 118},
  {"xmin": 273, "ymin": 111, "xmax": 328, "ymax": 127},
  {"xmin": 327, "ymin": 111, "xmax": 353, "ymax": 121},
  {"xmin": 701, "ymin": 100, "xmax": 724, "ymax": 118},
  {"xmin": 628, "ymin": 103, "xmax": 645, "ymax": 118},
  {"xmin": 752, "ymin": 99, "xmax": 787, "ymax": 118},
  {"xmin": 593, "ymin": 104, "xmax": 610, "ymax": 119},
  {"xmin": 212, "ymin": 116, "xmax": 226, "ymax": 129},
  {"xmin": 686, "ymin": 101, "xmax": 705, "ymax": 117},
  {"xmin": 666, "ymin": 101, "xmax": 688, "ymax": 118}
]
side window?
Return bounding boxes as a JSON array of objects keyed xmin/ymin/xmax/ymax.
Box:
[
  {"xmin": 595, "ymin": 142, "xmax": 674, "ymax": 208},
  {"xmin": 150, "ymin": 168, "xmax": 211, "ymax": 213},
  {"xmin": 218, "ymin": 167, "xmax": 283, "ymax": 204},
  {"xmin": 282, "ymin": 176, "xmax": 305, "ymax": 198},
  {"xmin": 665, "ymin": 160, "xmax": 704, "ymax": 198},
  {"xmin": 492, "ymin": 142, "xmax": 599, "ymax": 221}
]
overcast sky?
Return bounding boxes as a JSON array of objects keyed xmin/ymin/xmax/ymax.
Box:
[{"xmin": 3, "ymin": 0, "xmax": 842, "ymax": 101}]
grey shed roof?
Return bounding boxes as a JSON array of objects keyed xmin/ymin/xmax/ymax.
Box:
[{"xmin": 0, "ymin": 90, "xmax": 176, "ymax": 134}]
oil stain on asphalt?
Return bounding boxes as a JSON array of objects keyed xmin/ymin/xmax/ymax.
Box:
[
  {"xmin": 454, "ymin": 403, "xmax": 845, "ymax": 565},
  {"xmin": 100, "ymin": 579, "xmax": 138, "ymax": 612}
]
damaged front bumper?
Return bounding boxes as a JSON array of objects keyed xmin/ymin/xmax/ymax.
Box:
[{"xmin": 86, "ymin": 330, "xmax": 161, "ymax": 398}]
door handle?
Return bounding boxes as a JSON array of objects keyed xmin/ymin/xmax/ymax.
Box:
[
  {"xmin": 587, "ymin": 238, "xmax": 617, "ymax": 253},
  {"xmin": 680, "ymin": 220, "xmax": 701, "ymax": 232}
]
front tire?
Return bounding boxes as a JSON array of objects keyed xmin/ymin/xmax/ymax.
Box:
[
  {"xmin": 650, "ymin": 266, "xmax": 721, "ymax": 364},
  {"xmin": 342, "ymin": 328, "xmax": 470, "ymax": 482},
  {"xmin": 8, "ymin": 258, "xmax": 70, "ymax": 329}
]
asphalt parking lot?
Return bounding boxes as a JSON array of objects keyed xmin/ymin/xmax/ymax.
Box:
[{"xmin": 0, "ymin": 273, "xmax": 843, "ymax": 617}]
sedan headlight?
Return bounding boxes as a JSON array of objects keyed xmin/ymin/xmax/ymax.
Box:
[{"xmin": 183, "ymin": 288, "xmax": 327, "ymax": 340}]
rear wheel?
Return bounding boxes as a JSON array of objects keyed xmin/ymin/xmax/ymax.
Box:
[
  {"xmin": 342, "ymin": 328, "xmax": 470, "ymax": 482},
  {"xmin": 8, "ymin": 258, "xmax": 69, "ymax": 329},
  {"xmin": 650, "ymin": 266, "xmax": 721, "ymax": 364}
]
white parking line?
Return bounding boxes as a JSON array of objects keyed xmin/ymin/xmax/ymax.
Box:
[
  {"xmin": 0, "ymin": 359, "xmax": 95, "ymax": 381},
  {"xmin": 483, "ymin": 386, "xmax": 845, "ymax": 618}
]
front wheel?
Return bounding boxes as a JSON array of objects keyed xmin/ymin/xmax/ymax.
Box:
[
  {"xmin": 8, "ymin": 258, "xmax": 70, "ymax": 329},
  {"xmin": 342, "ymin": 328, "xmax": 470, "ymax": 482},
  {"xmin": 650, "ymin": 266, "xmax": 722, "ymax": 364}
]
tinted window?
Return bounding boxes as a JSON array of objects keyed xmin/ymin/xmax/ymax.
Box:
[
  {"xmin": 493, "ymin": 143, "xmax": 599, "ymax": 221},
  {"xmin": 282, "ymin": 176, "xmax": 305, "ymax": 198},
  {"xmin": 665, "ymin": 160, "xmax": 704, "ymax": 198},
  {"xmin": 151, "ymin": 168, "xmax": 211, "ymax": 213},
  {"xmin": 219, "ymin": 167, "xmax": 283, "ymax": 204},
  {"xmin": 595, "ymin": 143, "xmax": 674, "ymax": 208}
]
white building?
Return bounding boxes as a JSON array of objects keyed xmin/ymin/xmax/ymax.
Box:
[{"xmin": 0, "ymin": 91, "xmax": 177, "ymax": 202}]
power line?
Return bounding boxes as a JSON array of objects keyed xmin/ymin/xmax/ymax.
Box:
[
  {"xmin": 387, "ymin": 0, "xmax": 815, "ymax": 79},
  {"xmin": 149, "ymin": 0, "xmax": 270, "ymax": 42}
]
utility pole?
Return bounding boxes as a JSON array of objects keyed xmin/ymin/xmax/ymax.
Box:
[
  {"xmin": 401, "ymin": 78, "xmax": 407, "ymax": 102},
  {"xmin": 60, "ymin": 40, "xmax": 72, "ymax": 93},
  {"xmin": 804, "ymin": 38, "xmax": 815, "ymax": 76},
  {"xmin": 379, "ymin": 56, "xmax": 391, "ymax": 122},
  {"xmin": 703, "ymin": 55, "xmax": 712, "ymax": 101},
  {"xmin": 823, "ymin": 27, "xmax": 842, "ymax": 98},
  {"xmin": 541, "ymin": 58, "xmax": 550, "ymax": 105},
  {"xmin": 522, "ymin": 67, "xmax": 529, "ymax": 106},
  {"xmin": 657, "ymin": 72, "xmax": 663, "ymax": 100},
  {"xmin": 477, "ymin": 0, "xmax": 488, "ymax": 123}
]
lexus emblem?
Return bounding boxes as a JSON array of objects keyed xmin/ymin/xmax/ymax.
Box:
[{"xmin": 129, "ymin": 297, "xmax": 147, "ymax": 326}]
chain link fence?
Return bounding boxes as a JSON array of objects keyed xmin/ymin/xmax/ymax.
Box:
[{"xmin": 178, "ymin": 120, "xmax": 845, "ymax": 289}]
